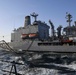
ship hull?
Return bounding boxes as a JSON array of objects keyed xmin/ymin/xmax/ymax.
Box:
[{"xmin": 9, "ymin": 40, "xmax": 76, "ymax": 52}]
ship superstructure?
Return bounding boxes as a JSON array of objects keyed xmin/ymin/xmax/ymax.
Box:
[
  {"xmin": 11, "ymin": 12, "xmax": 49, "ymax": 42},
  {"xmin": 9, "ymin": 12, "xmax": 76, "ymax": 52}
]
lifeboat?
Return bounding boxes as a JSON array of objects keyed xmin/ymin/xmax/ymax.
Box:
[
  {"xmin": 21, "ymin": 34, "xmax": 28, "ymax": 39},
  {"xmin": 29, "ymin": 33, "xmax": 37, "ymax": 38}
]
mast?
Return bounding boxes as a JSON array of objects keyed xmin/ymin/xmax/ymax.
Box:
[
  {"xmin": 65, "ymin": 12, "xmax": 72, "ymax": 35},
  {"xmin": 30, "ymin": 12, "xmax": 38, "ymax": 22},
  {"xmin": 66, "ymin": 12, "xmax": 72, "ymax": 27}
]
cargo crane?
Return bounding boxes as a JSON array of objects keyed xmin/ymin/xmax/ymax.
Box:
[
  {"xmin": 49, "ymin": 20, "xmax": 55, "ymax": 40},
  {"xmin": 57, "ymin": 25, "xmax": 62, "ymax": 39},
  {"xmin": 74, "ymin": 21, "xmax": 76, "ymax": 27}
]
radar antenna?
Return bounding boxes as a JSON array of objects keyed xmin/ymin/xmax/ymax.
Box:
[
  {"xmin": 65, "ymin": 12, "xmax": 72, "ymax": 26},
  {"xmin": 31, "ymin": 12, "xmax": 38, "ymax": 22}
]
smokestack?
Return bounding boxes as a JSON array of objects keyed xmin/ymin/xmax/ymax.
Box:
[{"xmin": 24, "ymin": 16, "xmax": 31, "ymax": 27}]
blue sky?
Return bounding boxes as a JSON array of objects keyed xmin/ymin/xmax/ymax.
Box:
[{"xmin": 0, "ymin": 0, "xmax": 76, "ymax": 41}]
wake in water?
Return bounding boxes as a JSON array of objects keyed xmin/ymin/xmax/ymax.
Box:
[{"xmin": 0, "ymin": 48, "xmax": 76, "ymax": 75}]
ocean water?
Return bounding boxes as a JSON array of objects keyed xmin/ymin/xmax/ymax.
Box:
[{"xmin": 0, "ymin": 48, "xmax": 76, "ymax": 75}]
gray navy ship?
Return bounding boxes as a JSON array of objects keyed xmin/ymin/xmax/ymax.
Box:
[{"xmin": 9, "ymin": 12, "xmax": 76, "ymax": 52}]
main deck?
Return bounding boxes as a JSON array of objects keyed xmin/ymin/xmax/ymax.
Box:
[{"xmin": 9, "ymin": 40, "xmax": 76, "ymax": 53}]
